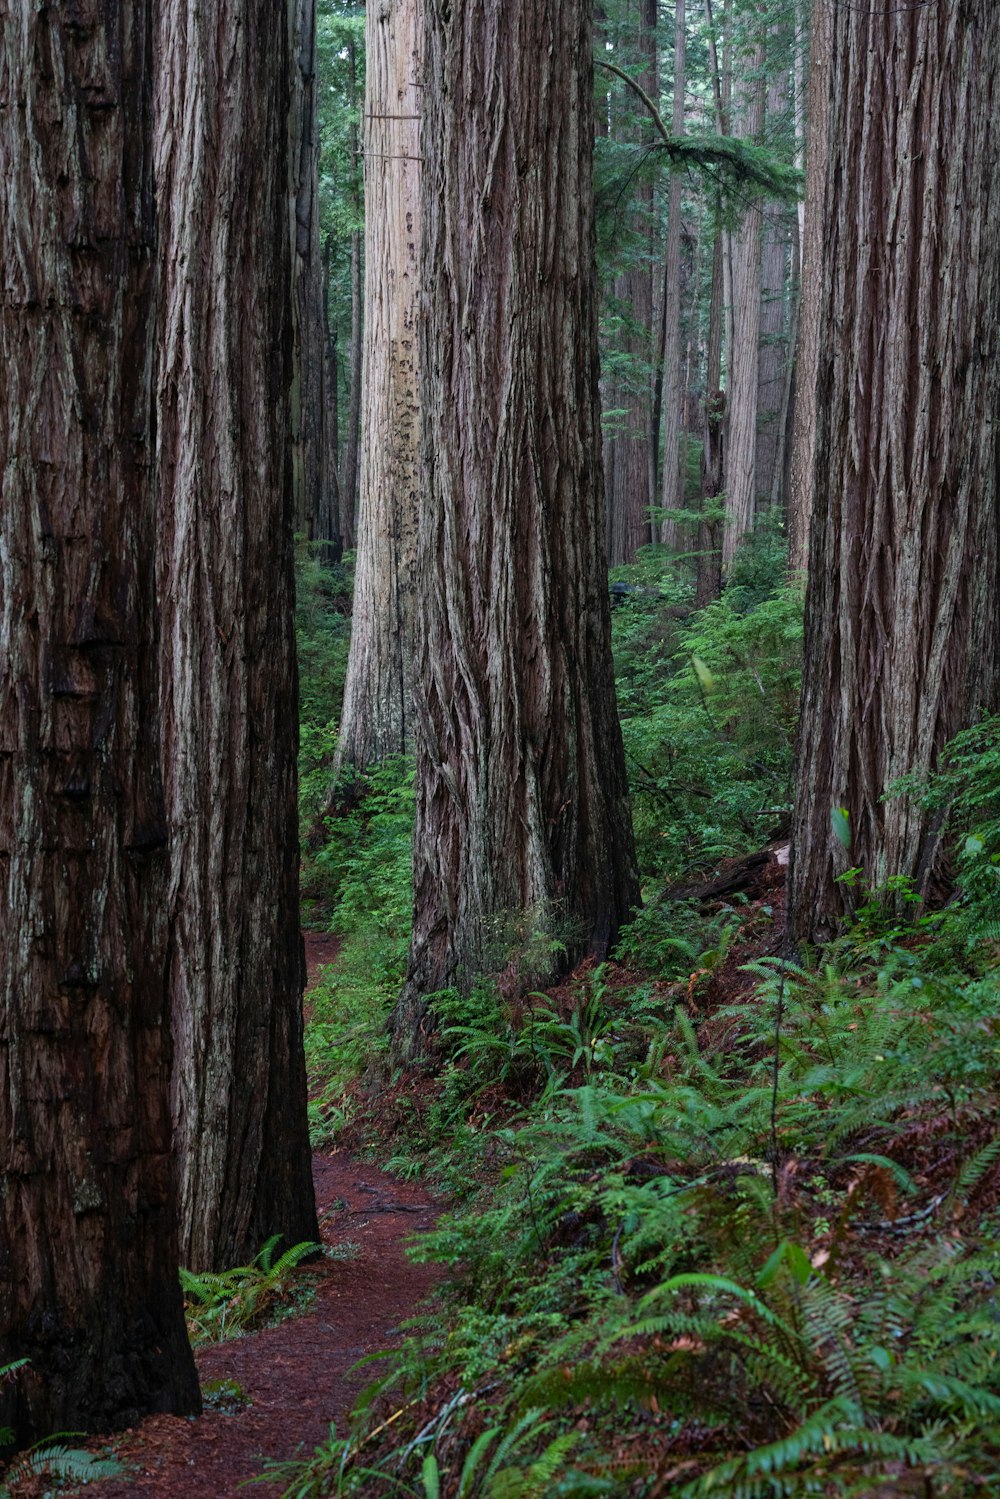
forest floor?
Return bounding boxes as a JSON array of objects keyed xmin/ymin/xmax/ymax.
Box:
[{"xmin": 18, "ymin": 935, "xmax": 441, "ymax": 1499}]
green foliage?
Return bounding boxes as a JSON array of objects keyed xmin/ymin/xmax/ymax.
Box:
[
  {"xmin": 0, "ymin": 1440, "xmax": 125, "ymax": 1495},
  {"xmin": 305, "ymin": 759, "xmax": 414, "ymax": 1143},
  {"xmin": 285, "ymin": 821, "xmax": 1000, "ymax": 1495},
  {"xmin": 297, "ymin": 544, "xmax": 352, "ymax": 921},
  {"xmin": 895, "ymin": 712, "xmax": 1000, "ymax": 942},
  {"xmin": 180, "ymin": 1237, "xmax": 319, "ymax": 1345},
  {"xmin": 613, "ymin": 534, "xmax": 802, "ymax": 884}
]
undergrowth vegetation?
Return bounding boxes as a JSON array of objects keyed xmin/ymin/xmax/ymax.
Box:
[
  {"xmin": 180, "ymin": 1237, "xmax": 321, "ymax": 1346},
  {"xmin": 288, "ymin": 541, "xmax": 1000, "ymax": 1497}
]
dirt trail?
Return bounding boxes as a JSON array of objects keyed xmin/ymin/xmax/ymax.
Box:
[{"xmin": 37, "ymin": 936, "xmax": 441, "ymax": 1498}]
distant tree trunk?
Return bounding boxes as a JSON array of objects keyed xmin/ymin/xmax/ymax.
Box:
[
  {"xmin": 155, "ymin": 0, "xmax": 319, "ymax": 1270},
  {"xmin": 396, "ymin": 0, "xmax": 640, "ymax": 1055},
  {"xmin": 319, "ymin": 245, "xmax": 344, "ymax": 565},
  {"xmin": 0, "ymin": 1, "xmax": 199, "ymax": 1442},
  {"xmin": 755, "ymin": 67, "xmax": 790, "ymax": 512},
  {"xmin": 790, "ymin": 0, "xmax": 1000, "ymax": 942},
  {"xmin": 696, "ymin": 226, "xmax": 726, "ymax": 605},
  {"xmin": 340, "ymin": 36, "xmax": 363, "ymax": 546},
  {"xmin": 336, "ymin": 0, "xmax": 422, "ymax": 772},
  {"xmin": 723, "ymin": 40, "xmax": 765, "ymax": 572},
  {"xmin": 787, "ymin": 0, "xmax": 832, "ymax": 577},
  {"xmin": 290, "ymin": 0, "xmax": 326, "ymax": 544},
  {"xmin": 659, "ymin": 0, "xmax": 687, "ymax": 549},
  {"xmin": 605, "ymin": 0, "xmax": 657, "ymax": 565}
]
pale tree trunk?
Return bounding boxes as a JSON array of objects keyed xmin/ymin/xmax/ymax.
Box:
[
  {"xmin": 605, "ymin": 0, "xmax": 657, "ymax": 565},
  {"xmin": 290, "ymin": 0, "xmax": 327, "ymax": 544},
  {"xmin": 790, "ymin": 0, "xmax": 1000, "ymax": 942},
  {"xmin": 659, "ymin": 0, "xmax": 688, "ymax": 549},
  {"xmin": 396, "ymin": 0, "xmax": 640, "ymax": 1055},
  {"xmin": 155, "ymin": 0, "xmax": 319, "ymax": 1271},
  {"xmin": 336, "ymin": 0, "xmax": 422, "ymax": 772},
  {"xmin": 0, "ymin": 1, "xmax": 199, "ymax": 1441},
  {"xmin": 723, "ymin": 39, "xmax": 765, "ymax": 572},
  {"xmin": 755, "ymin": 65, "xmax": 790, "ymax": 512},
  {"xmin": 787, "ymin": 0, "xmax": 832, "ymax": 576}
]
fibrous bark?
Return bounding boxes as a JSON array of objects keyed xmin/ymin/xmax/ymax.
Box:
[
  {"xmin": 756, "ymin": 68, "xmax": 791, "ymax": 513},
  {"xmin": 336, "ymin": 0, "xmax": 422, "ymax": 771},
  {"xmin": 790, "ymin": 0, "xmax": 1000, "ymax": 940},
  {"xmin": 787, "ymin": 0, "xmax": 832, "ymax": 576},
  {"xmin": 155, "ymin": 0, "xmax": 319, "ymax": 1270},
  {"xmin": 397, "ymin": 0, "xmax": 640, "ymax": 1053},
  {"xmin": 340, "ymin": 35, "xmax": 363, "ymax": 547},
  {"xmin": 290, "ymin": 0, "xmax": 328, "ymax": 546},
  {"xmin": 723, "ymin": 38, "xmax": 765, "ymax": 572},
  {"xmin": 659, "ymin": 0, "xmax": 687, "ymax": 548},
  {"xmin": 0, "ymin": 0, "xmax": 199, "ymax": 1441},
  {"xmin": 604, "ymin": 0, "xmax": 657, "ymax": 566}
]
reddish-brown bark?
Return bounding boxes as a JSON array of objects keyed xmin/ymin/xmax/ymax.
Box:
[
  {"xmin": 154, "ymin": 0, "xmax": 319, "ymax": 1269},
  {"xmin": 790, "ymin": 0, "xmax": 1000, "ymax": 938},
  {"xmin": 0, "ymin": 0, "xmax": 199, "ymax": 1441},
  {"xmin": 397, "ymin": 0, "xmax": 640, "ymax": 1053}
]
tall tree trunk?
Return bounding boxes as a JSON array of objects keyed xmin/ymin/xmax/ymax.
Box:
[
  {"xmin": 605, "ymin": 0, "xmax": 657, "ymax": 566},
  {"xmin": 755, "ymin": 65, "xmax": 791, "ymax": 512},
  {"xmin": 290, "ymin": 0, "xmax": 326, "ymax": 544},
  {"xmin": 319, "ymin": 245, "xmax": 344, "ymax": 565},
  {"xmin": 155, "ymin": 0, "xmax": 319, "ymax": 1270},
  {"xmin": 790, "ymin": 0, "xmax": 1000, "ymax": 942},
  {"xmin": 723, "ymin": 39, "xmax": 765, "ymax": 572},
  {"xmin": 659, "ymin": 0, "xmax": 688, "ymax": 549},
  {"xmin": 397, "ymin": 0, "xmax": 640, "ymax": 1055},
  {"xmin": 787, "ymin": 0, "xmax": 832, "ymax": 576},
  {"xmin": 340, "ymin": 37, "xmax": 363, "ymax": 546},
  {"xmin": 696, "ymin": 225, "xmax": 726, "ymax": 605},
  {"xmin": 336, "ymin": 0, "xmax": 422, "ymax": 772},
  {"xmin": 0, "ymin": 0, "xmax": 199, "ymax": 1441}
]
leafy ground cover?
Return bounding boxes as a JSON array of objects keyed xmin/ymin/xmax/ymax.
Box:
[{"xmin": 289, "ymin": 539, "xmax": 1000, "ymax": 1497}]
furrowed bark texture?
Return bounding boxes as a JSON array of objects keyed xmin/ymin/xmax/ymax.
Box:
[
  {"xmin": 790, "ymin": 0, "xmax": 1000, "ymax": 942},
  {"xmin": 722, "ymin": 42, "xmax": 765, "ymax": 572},
  {"xmin": 336, "ymin": 0, "xmax": 422, "ymax": 771},
  {"xmin": 756, "ymin": 69, "xmax": 791, "ymax": 513},
  {"xmin": 659, "ymin": 0, "xmax": 687, "ymax": 547},
  {"xmin": 0, "ymin": 2, "xmax": 199, "ymax": 1440},
  {"xmin": 397, "ymin": 0, "xmax": 640, "ymax": 1053},
  {"xmin": 290, "ymin": 0, "xmax": 327, "ymax": 545},
  {"xmin": 604, "ymin": 0, "xmax": 656, "ymax": 566},
  {"xmin": 340, "ymin": 36, "xmax": 363, "ymax": 545},
  {"xmin": 787, "ymin": 0, "xmax": 832, "ymax": 576},
  {"xmin": 696, "ymin": 228, "xmax": 725, "ymax": 605},
  {"xmin": 155, "ymin": 0, "xmax": 319, "ymax": 1270}
]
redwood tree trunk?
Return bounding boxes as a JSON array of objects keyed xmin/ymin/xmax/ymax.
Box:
[
  {"xmin": 755, "ymin": 68, "xmax": 791, "ymax": 513},
  {"xmin": 336, "ymin": 0, "xmax": 422, "ymax": 771},
  {"xmin": 604, "ymin": 0, "xmax": 657, "ymax": 566},
  {"xmin": 696, "ymin": 227, "xmax": 726, "ymax": 605},
  {"xmin": 155, "ymin": 0, "xmax": 319, "ymax": 1270},
  {"xmin": 290, "ymin": 0, "xmax": 327, "ymax": 544},
  {"xmin": 0, "ymin": 1, "xmax": 199, "ymax": 1440},
  {"xmin": 723, "ymin": 40, "xmax": 765, "ymax": 572},
  {"xmin": 790, "ymin": 0, "xmax": 1000, "ymax": 941},
  {"xmin": 787, "ymin": 0, "xmax": 832, "ymax": 577},
  {"xmin": 397, "ymin": 0, "xmax": 640, "ymax": 1053},
  {"xmin": 659, "ymin": 0, "xmax": 687, "ymax": 548},
  {"xmin": 340, "ymin": 37, "xmax": 363, "ymax": 546}
]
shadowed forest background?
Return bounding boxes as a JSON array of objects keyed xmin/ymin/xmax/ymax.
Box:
[{"xmin": 1, "ymin": 0, "xmax": 999, "ymax": 1496}]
